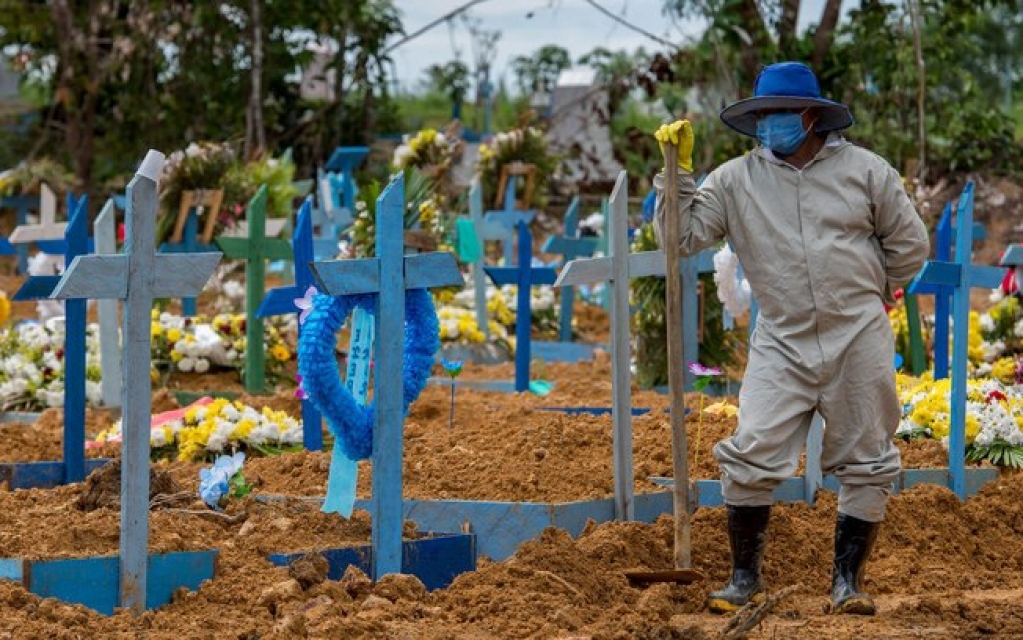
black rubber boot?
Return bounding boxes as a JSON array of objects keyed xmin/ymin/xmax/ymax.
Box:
[
  {"xmin": 831, "ymin": 513, "xmax": 881, "ymax": 615},
  {"xmin": 706, "ymin": 505, "xmax": 771, "ymax": 614}
]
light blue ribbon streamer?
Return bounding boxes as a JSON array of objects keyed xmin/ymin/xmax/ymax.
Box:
[{"xmin": 322, "ymin": 307, "xmax": 375, "ymax": 517}]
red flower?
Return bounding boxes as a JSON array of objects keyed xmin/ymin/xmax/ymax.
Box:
[{"xmin": 986, "ymin": 390, "xmax": 1007, "ymax": 404}]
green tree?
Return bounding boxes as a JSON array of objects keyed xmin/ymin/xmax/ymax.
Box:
[
  {"xmin": 510, "ymin": 44, "xmax": 571, "ymax": 96},
  {"xmin": 424, "ymin": 60, "xmax": 472, "ymax": 119}
]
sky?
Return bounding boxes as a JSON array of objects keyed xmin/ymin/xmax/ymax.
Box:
[{"xmin": 388, "ymin": 0, "xmax": 861, "ymax": 92}]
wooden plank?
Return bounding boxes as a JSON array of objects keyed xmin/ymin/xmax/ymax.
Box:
[
  {"xmin": 373, "ymin": 174, "xmax": 406, "ymax": 579},
  {"xmin": 267, "ymin": 533, "xmax": 476, "ymax": 591},
  {"xmin": 256, "ymin": 197, "xmax": 324, "ymax": 450},
  {"xmin": 554, "ymin": 256, "xmax": 613, "ymax": 287},
  {"xmin": 804, "ymin": 413, "xmax": 824, "ymax": 504},
  {"xmin": 609, "ymin": 171, "xmax": 635, "ymax": 521},
  {"xmin": 8, "ymin": 184, "xmax": 65, "ymax": 243},
  {"xmin": 531, "ymin": 340, "xmax": 605, "ymax": 363},
  {"xmin": 2, "ymin": 550, "xmax": 216, "ymax": 615},
  {"xmin": 311, "ymin": 258, "xmax": 380, "ymax": 295},
  {"xmin": 1002, "ymin": 244, "xmax": 1023, "ymax": 266},
  {"xmin": 468, "ymin": 178, "xmax": 489, "ymax": 338},
  {"xmin": 0, "ymin": 458, "xmax": 109, "ymax": 490},
  {"xmin": 405, "ymin": 253, "xmax": 464, "ymax": 289},
  {"xmin": 94, "ymin": 200, "xmax": 121, "ymax": 407}
]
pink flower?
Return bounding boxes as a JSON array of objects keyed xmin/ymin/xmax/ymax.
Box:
[
  {"xmin": 688, "ymin": 361, "xmax": 723, "ymax": 377},
  {"xmin": 294, "ymin": 285, "xmax": 318, "ymax": 324}
]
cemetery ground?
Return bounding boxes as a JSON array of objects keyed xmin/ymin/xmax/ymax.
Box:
[{"xmin": 0, "ymin": 176, "xmax": 1022, "ymax": 638}]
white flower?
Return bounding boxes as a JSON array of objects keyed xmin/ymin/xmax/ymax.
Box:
[
  {"xmin": 194, "ymin": 358, "xmax": 210, "ymax": 374},
  {"xmin": 178, "ymin": 357, "xmax": 195, "ymax": 373}
]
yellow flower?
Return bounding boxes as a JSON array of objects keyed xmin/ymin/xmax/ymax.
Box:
[
  {"xmin": 703, "ymin": 401, "xmax": 739, "ymax": 418},
  {"xmin": 0, "ymin": 292, "xmax": 10, "ymax": 326},
  {"xmin": 270, "ymin": 344, "xmax": 291, "ymax": 362},
  {"xmin": 151, "ymin": 322, "xmax": 163, "ymax": 337},
  {"xmin": 166, "ymin": 327, "xmax": 182, "ymax": 343}
]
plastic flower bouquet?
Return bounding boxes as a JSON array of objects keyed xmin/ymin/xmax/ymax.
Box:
[
  {"xmin": 96, "ymin": 397, "xmax": 303, "ymax": 462},
  {"xmin": 0, "ymin": 318, "xmax": 103, "ymax": 411},
  {"xmin": 896, "ymin": 373, "xmax": 1023, "ymax": 468}
]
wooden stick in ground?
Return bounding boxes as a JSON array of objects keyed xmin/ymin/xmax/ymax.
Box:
[
  {"xmin": 719, "ymin": 584, "xmax": 803, "ymax": 640},
  {"xmin": 663, "ymin": 141, "xmax": 692, "ymax": 570}
]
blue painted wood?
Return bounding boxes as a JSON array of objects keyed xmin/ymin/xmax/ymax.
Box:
[
  {"xmin": 0, "ymin": 550, "xmax": 216, "ymax": 615},
  {"xmin": 908, "ymin": 182, "xmax": 1004, "ymax": 499},
  {"xmin": 53, "ymin": 150, "xmax": 222, "ymax": 614},
  {"xmin": 267, "ymin": 532, "xmax": 476, "ymax": 591},
  {"xmin": 309, "ymin": 173, "xmax": 463, "ymax": 581},
  {"xmin": 11, "ymin": 193, "xmax": 89, "ymax": 483},
  {"xmin": 158, "ymin": 210, "xmax": 215, "ymax": 317},
  {"xmin": 0, "ymin": 193, "xmax": 36, "ymax": 272},
  {"xmin": 257, "ymin": 197, "xmax": 323, "ymax": 451},
  {"xmin": 484, "ymin": 223, "xmax": 558, "ymax": 392},
  {"xmin": 484, "ymin": 180, "xmax": 536, "ymax": 265},
  {"xmin": 909, "ymin": 203, "xmax": 954, "ymax": 379},
  {"xmin": 0, "ymin": 458, "xmax": 109, "ymax": 490},
  {"xmin": 541, "ymin": 197, "xmax": 599, "ymax": 342},
  {"xmin": 1002, "ymin": 245, "xmax": 1023, "ymax": 266},
  {"xmin": 536, "ymin": 406, "xmax": 652, "ymax": 417},
  {"xmin": 531, "ymin": 340, "xmax": 606, "ymax": 362}
]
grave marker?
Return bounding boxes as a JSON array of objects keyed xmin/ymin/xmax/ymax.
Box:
[
  {"xmin": 215, "ymin": 185, "xmax": 292, "ymax": 393},
  {"xmin": 52, "ymin": 150, "xmax": 222, "ymax": 613},
  {"xmin": 0, "ymin": 190, "xmax": 40, "ymax": 272},
  {"xmin": 94, "ymin": 199, "xmax": 121, "ymax": 408},
  {"xmin": 309, "ymin": 172, "xmax": 463, "ymax": 579},
  {"xmin": 257, "ymin": 196, "xmax": 324, "ymax": 450},
  {"xmin": 11, "ymin": 192, "xmax": 90, "ymax": 483},
  {"xmin": 484, "ymin": 223, "xmax": 558, "ymax": 393},
  {"xmin": 484, "ymin": 179, "xmax": 536, "ymax": 265},
  {"xmin": 908, "ymin": 181, "xmax": 1004, "ymax": 499},
  {"xmin": 541, "ymin": 196, "xmax": 599, "ymax": 342}
]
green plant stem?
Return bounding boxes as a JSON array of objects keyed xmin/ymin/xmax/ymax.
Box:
[
  {"xmin": 694, "ymin": 394, "xmax": 705, "ymax": 469},
  {"xmin": 449, "ymin": 383, "xmax": 456, "ymax": 429}
]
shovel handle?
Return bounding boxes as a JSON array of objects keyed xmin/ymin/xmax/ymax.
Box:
[{"xmin": 663, "ymin": 144, "xmax": 693, "ymax": 570}]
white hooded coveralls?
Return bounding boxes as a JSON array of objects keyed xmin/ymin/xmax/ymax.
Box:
[{"xmin": 655, "ymin": 138, "xmax": 930, "ymax": 522}]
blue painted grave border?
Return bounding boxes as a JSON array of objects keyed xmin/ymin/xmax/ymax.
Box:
[
  {"xmin": 0, "ymin": 550, "xmax": 217, "ymax": 615},
  {"xmin": 267, "ymin": 532, "xmax": 476, "ymax": 591}
]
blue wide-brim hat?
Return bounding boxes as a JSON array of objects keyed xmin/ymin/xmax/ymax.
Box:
[{"xmin": 719, "ymin": 62, "xmax": 853, "ymax": 137}]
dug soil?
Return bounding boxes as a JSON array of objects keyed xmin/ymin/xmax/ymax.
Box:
[{"xmin": 0, "ymin": 358, "xmax": 1013, "ymax": 639}]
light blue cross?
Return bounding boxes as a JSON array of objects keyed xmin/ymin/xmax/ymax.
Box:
[
  {"xmin": 52, "ymin": 151, "xmax": 221, "ymax": 614},
  {"xmin": 541, "ymin": 196, "xmax": 599, "ymax": 342},
  {"xmin": 309, "ymin": 172, "xmax": 463, "ymax": 580}
]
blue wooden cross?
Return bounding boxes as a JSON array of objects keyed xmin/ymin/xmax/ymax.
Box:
[
  {"xmin": 541, "ymin": 196, "xmax": 599, "ymax": 342},
  {"xmin": 11, "ymin": 192, "xmax": 90, "ymax": 484},
  {"xmin": 8, "ymin": 184, "xmax": 72, "ymax": 257},
  {"xmin": 484, "ymin": 179, "xmax": 536, "ymax": 265},
  {"xmin": 908, "ymin": 181, "xmax": 1004, "ymax": 499},
  {"xmin": 158, "ymin": 190, "xmax": 222, "ymax": 317},
  {"xmin": 484, "ymin": 223, "xmax": 558, "ymax": 393},
  {"xmin": 313, "ymin": 169, "xmax": 343, "ymax": 259},
  {"xmin": 907, "ymin": 199, "xmax": 985, "ymax": 380},
  {"xmin": 0, "ymin": 192, "xmax": 35, "ymax": 271},
  {"xmin": 52, "ymin": 150, "xmax": 222, "ymax": 614},
  {"xmin": 1002, "ymin": 244, "xmax": 1023, "ymax": 274},
  {"xmin": 324, "ymin": 146, "xmax": 369, "ymax": 215},
  {"xmin": 256, "ymin": 196, "xmax": 324, "ymax": 451},
  {"xmin": 309, "ymin": 172, "xmax": 463, "ymax": 580}
]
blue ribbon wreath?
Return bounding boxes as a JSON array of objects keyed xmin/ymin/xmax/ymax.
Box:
[{"xmin": 297, "ymin": 288, "xmax": 438, "ymax": 461}]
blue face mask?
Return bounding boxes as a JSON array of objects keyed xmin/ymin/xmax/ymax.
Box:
[{"xmin": 756, "ymin": 112, "xmax": 810, "ymax": 156}]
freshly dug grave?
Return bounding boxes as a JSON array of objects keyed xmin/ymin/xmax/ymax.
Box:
[{"xmin": 0, "ymin": 480, "xmax": 1022, "ymax": 638}]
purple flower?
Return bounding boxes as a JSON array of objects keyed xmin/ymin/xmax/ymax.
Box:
[
  {"xmin": 294, "ymin": 285, "xmax": 318, "ymax": 324},
  {"xmin": 295, "ymin": 374, "xmax": 308, "ymax": 400},
  {"xmin": 688, "ymin": 361, "xmax": 723, "ymax": 377}
]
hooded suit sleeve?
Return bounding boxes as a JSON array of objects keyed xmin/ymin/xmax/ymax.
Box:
[
  {"xmin": 871, "ymin": 164, "xmax": 930, "ymax": 295},
  {"xmin": 653, "ymin": 168, "xmax": 728, "ymax": 256}
]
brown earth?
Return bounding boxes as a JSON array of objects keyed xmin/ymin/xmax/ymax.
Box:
[{"xmin": 1, "ymin": 176, "xmax": 1021, "ymax": 638}]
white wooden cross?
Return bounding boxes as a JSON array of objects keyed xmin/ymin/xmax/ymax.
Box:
[
  {"xmin": 8, "ymin": 183, "xmax": 63, "ymax": 246},
  {"xmin": 52, "ymin": 150, "xmax": 222, "ymax": 615},
  {"xmin": 94, "ymin": 199, "xmax": 121, "ymax": 408}
]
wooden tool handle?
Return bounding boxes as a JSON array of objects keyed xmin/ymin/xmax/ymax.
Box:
[{"xmin": 663, "ymin": 144, "xmax": 693, "ymax": 570}]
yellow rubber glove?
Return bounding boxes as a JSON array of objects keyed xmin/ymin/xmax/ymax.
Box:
[{"xmin": 653, "ymin": 119, "xmax": 695, "ymax": 173}]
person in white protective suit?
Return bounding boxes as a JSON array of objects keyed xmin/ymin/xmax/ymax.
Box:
[{"xmin": 653, "ymin": 62, "xmax": 930, "ymax": 616}]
